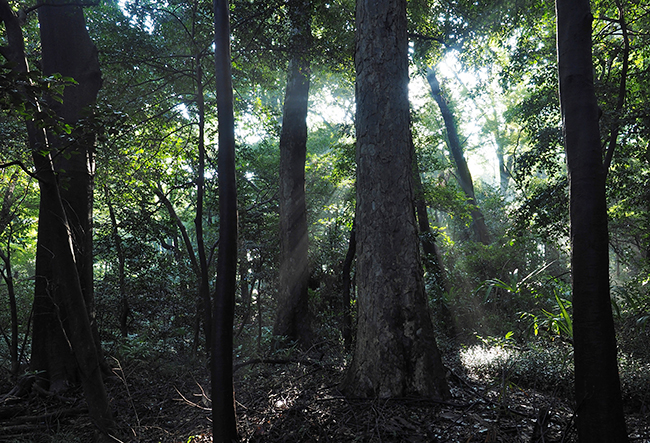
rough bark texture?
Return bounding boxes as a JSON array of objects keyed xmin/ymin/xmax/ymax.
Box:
[
  {"xmin": 426, "ymin": 68, "xmax": 491, "ymax": 245},
  {"xmin": 212, "ymin": 0, "xmax": 238, "ymax": 440},
  {"xmin": 341, "ymin": 0, "xmax": 449, "ymax": 400},
  {"xmin": 555, "ymin": 1, "xmax": 628, "ymax": 441},
  {"xmin": 273, "ymin": 0, "xmax": 313, "ymax": 348}
]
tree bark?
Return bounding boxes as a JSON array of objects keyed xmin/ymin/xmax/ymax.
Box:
[
  {"xmin": 555, "ymin": 1, "xmax": 628, "ymax": 441},
  {"xmin": 1, "ymin": 0, "xmax": 114, "ymax": 436},
  {"xmin": 32, "ymin": 0, "xmax": 105, "ymax": 384},
  {"xmin": 341, "ymin": 0, "xmax": 449, "ymax": 400},
  {"xmin": 273, "ymin": 0, "xmax": 313, "ymax": 348},
  {"xmin": 212, "ymin": 0, "xmax": 238, "ymax": 440},
  {"xmin": 426, "ymin": 68, "xmax": 491, "ymax": 245}
]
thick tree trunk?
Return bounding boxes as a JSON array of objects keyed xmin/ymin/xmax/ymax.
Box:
[
  {"xmin": 555, "ymin": 1, "xmax": 628, "ymax": 441},
  {"xmin": 212, "ymin": 0, "xmax": 238, "ymax": 440},
  {"xmin": 426, "ymin": 68, "xmax": 491, "ymax": 245},
  {"xmin": 39, "ymin": 0, "xmax": 102, "ymax": 329},
  {"xmin": 1, "ymin": 0, "xmax": 114, "ymax": 436},
  {"xmin": 273, "ymin": 0, "xmax": 313, "ymax": 348},
  {"xmin": 32, "ymin": 0, "xmax": 105, "ymax": 382},
  {"xmin": 341, "ymin": 0, "xmax": 449, "ymax": 400},
  {"xmin": 32, "ymin": 154, "xmax": 115, "ymax": 435}
]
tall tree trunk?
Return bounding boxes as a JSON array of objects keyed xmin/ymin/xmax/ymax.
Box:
[
  {"xmin": 273, "ymin": 0, "xmax": 313, "ymax": 348},
  {"xmin": 412, "ymin": 143, "xmax": 456, "ymax": 338},
  {"xmin": 0, "ymin": 245, "xmax": 19, "ymax": 376},
  {"xmin": 555, "ymin": 1, "xmax": 628, "ymax": 441},
  {"xmin": 495, "ymin": 134, "xmax": 511, "ymax": 195},
  {"xmin": 426, "ymin": 68, "xmax": 491, "ymax": 245},
  {"xmin": 194, "ymin": 53, "xmax": 213, "ymax": 353},
  {"xmin": 105, "ymin": 188, "xmax": 129, "ymax": 337},
  {"xmin": 38, "ymin": 0, "xmax": 103, "ymax": 355},
  {"xmin": 0, "ymin": 0, "xmax": 114, "ymax": 436},
  {"xmin": 341, "ymin": 0, "xmax": 449, "ymax": 400},
  {"xmin": 212, "ymin": 0, "xmax": 238, "ymax": 440},
  {"xmin": 0, "ymin": 175, "xmax": 18, "ymax": 374}
]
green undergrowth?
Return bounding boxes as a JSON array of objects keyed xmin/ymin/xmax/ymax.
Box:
[{"xmin": 457, "ymin": 333, "xmax": 650, "ymax": 413}]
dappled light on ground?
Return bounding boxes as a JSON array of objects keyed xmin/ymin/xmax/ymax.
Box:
[{"xmin": 1, "ymin": 339, "xmax": 650, "ymax": 442}]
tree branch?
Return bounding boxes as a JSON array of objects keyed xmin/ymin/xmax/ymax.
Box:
[
  {"xmin": 24, "ymin": 1, "xmax": 99, "ymax": 15},
  {"xmin": 603, "ymin": 0, "xmax": 629, "ymax": 176},
  {"xmin": 408, "ymin": 32, "xmax": 447, "ymax": 46},
  {"xmin": 0, "ymin": 161, "xmax": 39, "ymax": 180}
]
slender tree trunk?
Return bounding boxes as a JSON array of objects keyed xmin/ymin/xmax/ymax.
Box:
[
  {"xmin": 341, "ymin": 220, "xmax": 356, "ymax": 350},
  {"xmin": 154, "ymin": 185, "xmax": 208, "ymax": 351},
  {"xmin": 212, "ymin": 0, "xmax": 238, "ymax": 440},
  {"xmin": 342, "ymin": 0, "xmax": 449, "ymax": 400},
  {"xmin": 154, "ymin": 186, "xmax": 201, "ymax": 275},
  {"xmin": 0, "ymin": 246, "xmax": 19, "ymax": 375},
  {"xmin": 194, "ymin": 53, "xmax": 213, "ymax": 353},
  {"xmin": 236, "ymin": 256, "xmax": 255, "ymax": 338},
  {"xmin": 273, "ymin": 0, "xmax": 313, "ymax": 348},
  {"xmin": 105, "ymin": 189, "xmax": 129, "ymax": 337},
  {"xmin": 0, "ymin": 176, "xmax": 18, "ymax": 374},
  {"xmin": 556, "ymin": 1, "xmax": 628, "ymax": 441},
  {"xmin": 495, "ymin": 136, "xmax": 511, "ymax": 195},
  {"xmin": 412, "ymin": 144, "xmax": 456, "ymax": 338},
  {"xmin": 426, "ymin": 68, "xmax": 490, "ymax": 245}
]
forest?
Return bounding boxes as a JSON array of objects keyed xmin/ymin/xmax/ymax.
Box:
[{"xmin": 0, "ymin": 0, "xmax": 649, "ymax": 441}]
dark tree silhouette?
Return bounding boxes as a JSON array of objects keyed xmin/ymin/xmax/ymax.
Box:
[
  {"xmin": 556, "ymin": 0, "xmax": 628, "ymax": 441},
  {"xmin": 212, "ymin": 0, "xmax": 238, "ymax": 440}
]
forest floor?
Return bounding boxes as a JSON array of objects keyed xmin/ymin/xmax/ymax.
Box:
[{"xmin": 1, "ymin": 338, "xmax": 649, "ymax": 443}]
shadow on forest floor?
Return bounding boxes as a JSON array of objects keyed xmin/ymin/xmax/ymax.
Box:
[{"xmin": 1, "ymin": 339, "xmax": 649, "ymax": 442}]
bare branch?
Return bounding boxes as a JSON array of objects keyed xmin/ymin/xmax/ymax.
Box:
[{"xmin": 0, "ymin": 161, "xmax": 39, "ymax": 180}]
